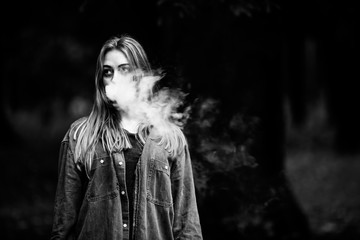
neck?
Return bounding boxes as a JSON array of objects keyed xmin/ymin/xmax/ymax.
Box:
[{"xmin": 120, "ymin": 110, "xmax": 140, "ymax": 134}]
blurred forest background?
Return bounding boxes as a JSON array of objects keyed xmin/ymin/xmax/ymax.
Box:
[{"xmin": 1, "ymin": 0, "xmax": 360, "ymax": 239}]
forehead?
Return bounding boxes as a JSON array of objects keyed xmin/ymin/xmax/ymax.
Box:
[{"xmin": 103, "ymin": 49, "xmax": 128, "ymax": 66}]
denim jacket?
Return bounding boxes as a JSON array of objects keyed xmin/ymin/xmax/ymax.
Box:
[{"xmin": 51, "ymin": 118, "xmax": 203, "ymax": 240}]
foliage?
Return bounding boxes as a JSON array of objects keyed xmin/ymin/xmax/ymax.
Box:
[
  {"xmin": 183, "ymin": 97, "xmax": 283, "ymax": 239},
  {"xmin": 156, "ymin": 0, "xmax": 281, "ymax": 20}
]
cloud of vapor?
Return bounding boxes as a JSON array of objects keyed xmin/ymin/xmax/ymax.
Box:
[{"xmin": 105, "ymin": 70, "xmax": 189, "ymax": 134}]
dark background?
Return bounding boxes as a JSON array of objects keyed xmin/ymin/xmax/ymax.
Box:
[{"xmin": 1, "ymin": 0, "xmax": 359, "ymax": 239}]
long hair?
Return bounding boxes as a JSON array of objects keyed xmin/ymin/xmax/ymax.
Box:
[{"xmin": 74, "ymin": 34, "xmax": 186, "ymax": 175}]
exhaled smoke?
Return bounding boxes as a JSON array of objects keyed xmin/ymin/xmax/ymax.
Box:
[{"xmin": 105, "ymin": 69, "xmax": 189, "ymax": 134}]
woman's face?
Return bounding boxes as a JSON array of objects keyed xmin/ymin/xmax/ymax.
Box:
[
  {"xmin": 103, "ymin": 49, "xmax": 131, "ymax": 85},
  {"xmin": 103, "ymin": 49, "xmax": 137, "ymax": 111}
]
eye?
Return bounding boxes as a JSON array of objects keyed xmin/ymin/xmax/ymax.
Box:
[
  {"xmin": 119, "ymin": 65, "xmax": 131, "ymax": 74},
  {"xmin": 103, "ymin": 68, "xmax": 114, "ymax": 78}
]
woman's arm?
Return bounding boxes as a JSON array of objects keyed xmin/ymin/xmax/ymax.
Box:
[
  {"xmin": 171, "ymin": 145, "xmax": 203, "ymax": 240},
  {"xmin": 50, "ymin": 136, "xmax": 84, "ymax": 240}
]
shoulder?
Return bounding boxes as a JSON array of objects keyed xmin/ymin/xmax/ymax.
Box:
[
  {"xmin": 148, "ymin": 125, "xmax": 188, "ymax": 159},
  {"xmin": 62, "ymin": 116, "xmax": 88, "ymax": 142}
]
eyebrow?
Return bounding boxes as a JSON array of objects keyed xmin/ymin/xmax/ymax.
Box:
[{"xmin": 103, "ymin": 63, "xmax": 130, "ymax": 68}]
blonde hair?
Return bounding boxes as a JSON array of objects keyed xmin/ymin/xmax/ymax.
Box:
[{"xmin": 73, "ymin": 34, "xmax": 186, "ymax": 175}]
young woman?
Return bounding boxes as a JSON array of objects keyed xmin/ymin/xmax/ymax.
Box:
[{"xmin": 51, "ymin": 35, "xmax": 203, "ymax": 240}]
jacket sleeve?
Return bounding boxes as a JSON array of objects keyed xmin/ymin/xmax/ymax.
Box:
[
  {"xmin": 50, "ymin": 137, "xmax": 84, "ymax": 240},
  {"xmin": 171, "ymin": 145, "xmax": 203, "ymax": 240}
]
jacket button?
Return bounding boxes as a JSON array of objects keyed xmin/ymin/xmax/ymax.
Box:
[
  {"xmin": 123, "ymin": 224, "xmax": 127, "ymax": 228},
  {"xmin": 118, "ymin": 161, "xmax": 123, "ymax": 165},
  {"xmin": 121, "ymin": 191, "xmax": 125, "ymax": 195},
  {"xmin": 100, "ymin": 159, "xmax": 104, "ymax": 164},
  {"xmin": 164, "ymin": 165, "xmax": 168, "ymax": 170}
]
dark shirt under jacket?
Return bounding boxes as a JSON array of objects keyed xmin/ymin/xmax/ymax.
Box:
[{"xmin": 123, "ymin": 131, "xmax": 143, "ymax": 239}]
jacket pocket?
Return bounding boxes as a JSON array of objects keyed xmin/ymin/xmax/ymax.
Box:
[
  {"xmin": 147, "ymin": 158, "xmax": 173, "ymax": 207},
  {"xmin": 86, "ymin": 156, "xmax": 119, "ymax": 202}
]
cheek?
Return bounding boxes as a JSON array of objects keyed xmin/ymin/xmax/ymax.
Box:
[
  {"xmin": 101, "ymin": 78, "xmax": 114, "ymax": 100},
  {"xmin": 105, "ymin": 84, "xmax": 116, "ymax": 101},
  {"xmin": 103, "ymin": 77, "xmax": 111, "ymax": 86},
  {"xmin": 112, "ymin": 74, "xmax": 129, "ymax": 83}
]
